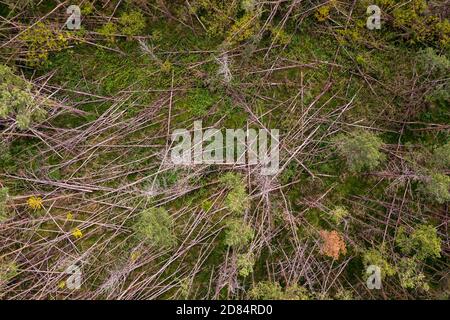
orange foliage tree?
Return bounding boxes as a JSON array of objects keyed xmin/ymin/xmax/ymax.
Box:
[{"xmin": 319, "ymin": 230, "xmax": 347, "ymax": 260}]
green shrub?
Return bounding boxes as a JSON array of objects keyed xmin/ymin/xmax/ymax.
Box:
[
  {"xmin": 425, "ymin": 83, "xmax": 449, "ymax": 108},
  {"xmin": 417, "ymin": 48, "xmax": 450, "ymax": 77},
  {"xmin": 20, "ymin": 22, "xmax": 69, "ymax": 66},
  {"xmin": 219, "ymin": 172, "xmax": 243, "ymax": 188},
  {"xmin": 237, "ymin": 252, "xmax": 254, "ymax": 277},
  {"xmin": 334, "ymin": 131, "xmax": 386, "ymax": 173},
  {"xmin": 396, "ymin": 224, "xmax": 441, "ymax": 260},
  {"xmin": 334, "ymin": 289, "xmax": 353, "ymax": 300},
  {"xmin": 97, "ymin": 22, "xmax": 118, "ymax": 43},
  {"xmin": 81, "ymin": 2, "xmax": 95, "ymax": 15},
  {"xmin": 419, "ymin": 173, "xmax": 450, "ymax": 204},
  {"xmin": 188, "ymin": 0, "xmax": 240, "ymax": 37},
  {"xmin": 0, "ymin": 142, "xmax": 12, "ymax": 167},
  {"xmin": 315, "ymin": 5, "xmax": 331, "ymax": 22},
  {"xmin": 431, "ymin": 142, "xmax": 450, "ymax": 170},
  {"xmin": 225, "ymin": 13, "xmax": 260, "ymax": 45},
  {"xmin": 0, "ymin": 65, "xmax": 48, "ymax": 130},
  {"xmin": 248, "ymin": 282, "xmax": 309, "ymax": 300},
  {"xmin": 329, "ymin": 206, "xmax": 349, "ymax": 224},
  {"xmin": 398, "ymin": 258, "xmax": 429, "ymax": 291},
  {"xmin": 220, "ymin": 172, "xmax": 250, "ymax": 215},
  {"xmin": 224, "ymin": 218, "xmax": 254, "ymax": 247},
  {"xmin": 241, "ymin": 0, "xmax": 256, "ymax": 13},
  {"xmin": 362, "ymin": 248, "xmax": 396, "ymax": 279},
  {"xmin": 133, "ymin": 207, "xmax": 176, "ymax": 247},
  {"xmin": 391, "ymin": 0, "xmax": 449, "ymax": 48},
  {"xmin": 225, "ymin": 184, "xmax": 249, "ymax": 215}
]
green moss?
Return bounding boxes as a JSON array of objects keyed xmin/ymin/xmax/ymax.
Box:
[
  {"xmin": 0, "ymin": 187, "xmax": 9, "ymax": 222},
  {"xmin": 0, "ymin": 261, "xmax": 18, "ymax": 282},
  {"xmin": 178, "ymin": 88, "xmax": 217, "ymax": 117}
]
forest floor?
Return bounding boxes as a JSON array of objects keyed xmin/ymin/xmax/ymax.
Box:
[{"xmin": 0, "ymin": 0, "xmax": 448, "ymax": 300}]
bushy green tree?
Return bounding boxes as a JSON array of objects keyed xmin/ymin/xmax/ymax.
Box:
[
  {"xmin": 133, "ymin": 207, "xmax": 176, "ymax": 247},
  {"xmin": 224, "ymin": 218, "xmax": 254, "ymax": 247},
  {"xmin": 396, "ymin": 224, "xmax": 442, "ymax": 260},
  {"xmin": 419, "ymin": 173, "xmax": 450, "ymax": 204},
  {"xmin": 334, "ymin": 131, "xmax": 385, "ymax": 173}
]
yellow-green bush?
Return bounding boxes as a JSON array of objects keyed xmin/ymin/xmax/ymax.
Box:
[
  {"xmin": 190, "ymin": 0, "xmax": 240, "ymax": 37},
  {"xmin": 20, "ymin": 22, "xmax": 70, "ymax": 66},
  {"xmin": 363, "ymin": 248, "xmax": 396, "ymax": 279},
  {"xmin": 396, "ymin": 224, "xmax": 442, "ymax": 260},
  {"xmin": 398, "ymin": 258, "xmax": 429, "ymax": 291},
  {"xmin": 118, "ymin": 11, "xmax": 146, "ymax": 37},
  {"xmin": 97, "ymin": 22, "xmax": 118, "ymax": 43},
  {"xmin": 225, "ymin": 13, "xmax": 260, "ymax": 45},
  {"xmin": 390, "ymin": 0, "xmax": 449, "ymax": 48},
  {"xmin": 315, "ymin": 5, "xmax": 331, "ymax": 22}
]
